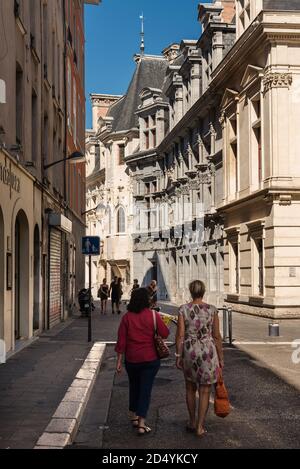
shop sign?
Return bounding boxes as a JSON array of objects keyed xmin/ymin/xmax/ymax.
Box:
[{"xmin": 0, "ymin": 162, "xmax": 20, "ymax": 193}]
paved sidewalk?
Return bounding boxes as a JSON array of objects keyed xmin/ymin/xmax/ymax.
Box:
[{"xmin": 0, "ymin": 301, "xmax": 122, "ymax": 449}]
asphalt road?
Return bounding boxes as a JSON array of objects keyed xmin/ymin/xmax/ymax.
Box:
[
  {"xmin": 99, "ymin": 345, "xmax": 300, "ymax": 449},
  {"xmin": 70, "ymin": 301, "xmax": 300, "ymax": 449}
]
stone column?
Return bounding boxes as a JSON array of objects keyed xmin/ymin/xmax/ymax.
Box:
[
  {"xmin": 156, "ymin": 108, "xmax": 167, "ymax": 146},
  {"xmin": 212, "ymin": 31, "xmax": 224, "ymax": 70},
  {"xmin": 190, "ymin": 62, "xmax": 201, "ymax": 105},
  {"xmin": 175, "ymin": 84, "xmax": 184, "ymax": 123}
]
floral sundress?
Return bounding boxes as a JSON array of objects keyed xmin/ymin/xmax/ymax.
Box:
[{"xmin": 179, "ymin": 302, "xmax": 221, "ymax": 385}]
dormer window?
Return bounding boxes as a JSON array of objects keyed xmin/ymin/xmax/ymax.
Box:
[
  {"xmin": 152, "ymin": 129, "xmax": 156, "ymax": 148},
  {"xmin": 143, "ymin": 113, "xmax": 157, "ymax": 150},
  {"xmin": 118, "ymin": 144, "xmax": 125, "ymax": 165}
]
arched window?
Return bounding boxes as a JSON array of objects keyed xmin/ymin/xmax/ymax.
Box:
[{"xmin": 117, "ymin": 207, "xmax": 126, "ymax": 234}]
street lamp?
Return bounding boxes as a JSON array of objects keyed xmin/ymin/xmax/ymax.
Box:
[
  {"xmin": 43, "ymin": 151, "xmax": 85, "ymax": 170},
  {"xmin": 82, "ymin": 202, "xmax": 108, "ymax": 218}
]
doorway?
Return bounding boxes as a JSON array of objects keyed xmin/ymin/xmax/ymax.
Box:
[
  {"xmin": 15, "ymin": 218, "xmax": 20, "ymax": 339},
  {"xmin": 14, "ymin": 210, "xmax": 29, "ymax": 340},
  {"xmin": 33, "ymin": 225, "xmax": 40, "ymax": 331},
  {"xmin": 0, "ymin": 206, "xmax": 4, "ymax": 341}
]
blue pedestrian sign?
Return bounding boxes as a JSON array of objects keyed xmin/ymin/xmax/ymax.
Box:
[{"xmin": 82, "ymin": 236, "xmax": 100, "ymax": 255}]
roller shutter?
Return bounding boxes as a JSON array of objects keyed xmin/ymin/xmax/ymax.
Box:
[{"xmin": 49, "ymin": 229, "xmax": 62, "ymax": 328}]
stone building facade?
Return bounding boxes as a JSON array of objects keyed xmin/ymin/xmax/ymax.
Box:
[
  {"xmin": 0, "ymin": 0, "xmax": 100, "ymax": 355},
  {"xmin": 85, "ymin": 55, "xmax": 168, "ymax": 298},
  {"xmin": 85, "ymin": 93, "xmax": 122, "ymax": 297},
  {"xmin": 86, "ymin": 0, "xmax": 300, "ymax": 318},
  {"xmin": 219, "ymin": 0, "xmax": 300, "ymax": 318},
  {"xmin": 127, "ymin": 2, "xmax": 235, "ymax": 306}
]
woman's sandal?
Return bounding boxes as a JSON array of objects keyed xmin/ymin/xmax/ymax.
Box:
[
  {"xmin": 130, "ymin": 418, "xmax": 139, "ymax": 428},
  {"xmin": 186, "ymin": 424, "xmax": 196, "ymax": 433},
  {"xmin": 137, "ymin": 425, "xmax": 152, "ymax": 436}
]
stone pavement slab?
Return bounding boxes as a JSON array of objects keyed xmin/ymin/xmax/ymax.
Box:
[
  {"xmin": 35, "ymin": 341, "xmax": 106, "ymax": 449},
  {"xmin": 0, "ymin": 302, "xmax": 121, "ymax": 449}
]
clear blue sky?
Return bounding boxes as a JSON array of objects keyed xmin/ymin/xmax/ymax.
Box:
[{"xmin": 84, "ymin": 0, "xmax": 209, "ymax": 129}]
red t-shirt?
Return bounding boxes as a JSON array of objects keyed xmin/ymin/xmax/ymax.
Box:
[{"xmin": 115, "ymin": 308, "xmax": 170, "ymax": 363}]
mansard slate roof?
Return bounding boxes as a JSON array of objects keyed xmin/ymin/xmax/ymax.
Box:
[{"xmin": 107, "ymin": 55, "xmax": 168, "ymax": 132}]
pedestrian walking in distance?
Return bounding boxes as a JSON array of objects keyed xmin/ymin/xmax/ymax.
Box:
[
  {"xmin": 147, "ymin": 280, "xmax": 158, "ymax": 308},
  {"xmin": 109, "ymin": 276, "xmax": 119, "ymax": 315},
  {"xmin": 131, "ymin": 279, "xmax": 140, "ymax": 292},
  {"xmin": 115, "ymin": 288, "xmax": 169, "ymax": 435},
  {"xmin": 116, "ymin": 277, "xmax": 123, "ymax": 315},
  {"xmin": 175, "ymin": 280, "xmax": 224, "ymax": 437},
  {"xmin": 98, "ymin": 279, "xmax": 109, "ymax": 315}
]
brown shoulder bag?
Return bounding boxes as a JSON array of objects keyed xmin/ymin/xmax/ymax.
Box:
[{"xmin": 152, "ymin": 310, "xmax": 170, "ymax": 359}]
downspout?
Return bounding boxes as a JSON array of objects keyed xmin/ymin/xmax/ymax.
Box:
[
  {"xmin": 63, "ymin": 0, "xmax": 67, "ymax": 208},
  {"xmin": 63, "ymin": 0, "xmax": 69, "ymax": 317}
]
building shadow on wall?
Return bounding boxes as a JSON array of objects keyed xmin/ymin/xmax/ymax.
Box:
[{"xmin": 140, "ymin": 251, "xmax": 170, "ymax": 301}]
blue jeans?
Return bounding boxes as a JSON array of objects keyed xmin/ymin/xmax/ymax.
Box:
[{"xmin": 125, "ymin": 359, "xmax": 160, "ymax": 419}]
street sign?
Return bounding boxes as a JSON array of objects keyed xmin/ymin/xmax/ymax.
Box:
[{"xmin": 82, "ymin": 236, "xmax": 100, "ymax": 255}]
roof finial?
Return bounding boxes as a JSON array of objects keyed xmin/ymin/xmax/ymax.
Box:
[{"xmin": 139, "ymin": 13, "xmax": 145, "ymax": 55}]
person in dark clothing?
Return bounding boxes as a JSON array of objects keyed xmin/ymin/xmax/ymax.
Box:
[
  {"xmin": 117, "ymin": 277, "xmax": 123, "ymax": 315},
  {"xmin": 116, "ymin": 288, "xmax": 169, "ymax": 435},
  {"xmin": 132, "ymin": 279, "xmax": 140, "ymax": 292},
  {"xmin": 98, "ymin": 278, "xmax": 109, "ymax": 315},
  {"xmin": 109, "ymin": 276, "xmax": 119, "ymax": 315}
]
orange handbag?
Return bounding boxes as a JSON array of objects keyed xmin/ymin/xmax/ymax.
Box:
[{"xmin": 214, "ymin": 376, "xmax": 231, "ymax": 418}]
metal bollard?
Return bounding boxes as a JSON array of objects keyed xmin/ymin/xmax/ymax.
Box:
[
  {"xmin": 228, "ymin": 307, "xmax": 233, "ymax": 344},
  {"xmin": 223, "ymin": 308, "xmax": 229, "ymax": 343},
  {"xmin": 219, "ymin": 306, "xmax": 233, "ymax": 345},
  {"xmin": 269, "ymin": 323, "xmax": 280, "ymax": 337}
]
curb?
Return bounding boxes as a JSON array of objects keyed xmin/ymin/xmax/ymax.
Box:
[{"xmin": 34, "ymin": 342, "xmax": 106, "ymax": 449}]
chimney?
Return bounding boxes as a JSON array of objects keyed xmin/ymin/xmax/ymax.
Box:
[
  {"xmin": 219, "ymin": 0, "xmax": 235, "ymax": 24},
  {"xmin": 162, "ymin": 43, "xmax": 180, "ymax": 64},
  {"xmin": 198, "ymin": 1, "xmax": 235, "ymax": 30}
]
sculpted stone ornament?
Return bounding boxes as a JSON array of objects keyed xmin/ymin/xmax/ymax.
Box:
[
  {"xmin": 208, "ymin": 162, "xmax": 216, "ymax": 176},
  {"xmin": 263, "ymin": 72, "xmax": 292, "ymax": 92},
  {"xmin": 166, "ymin": 165, "xmax": 176, "ymax": 182},
  {"xmin": 219, "ymin": 110, "xmax": 226, "ymax": 128},
  {"xmin": 185, "ymin": 143, "xmax": 194, "ymax": 161},
  {"xmin": 209, "ymin": 122, "xmax": 216, "ymax": 138}
]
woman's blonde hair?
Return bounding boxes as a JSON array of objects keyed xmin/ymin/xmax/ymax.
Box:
[{"xmin": 189, "ymin": 280, "xmax": 206, "ymax": 299}]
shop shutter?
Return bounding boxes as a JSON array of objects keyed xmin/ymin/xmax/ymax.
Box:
[{"xmin": 49, "ymin": 229, "xmax": 62, "ymax": 328}]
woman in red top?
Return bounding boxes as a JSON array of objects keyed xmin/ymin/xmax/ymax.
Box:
[{"xmin": 115, "ymin": 288, "xmax": 169, "ymax": 435}]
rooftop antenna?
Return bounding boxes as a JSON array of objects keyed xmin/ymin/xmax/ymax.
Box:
[{"xmin": 140, "ymin": 13, "xmax": 145, "ymax": 55}]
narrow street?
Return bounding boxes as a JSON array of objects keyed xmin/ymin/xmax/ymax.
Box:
[
  {"xmin": 72, "ymin": 303, "xmax": 300, "ymax": 450},
  {"xmin": 1, "ymin": 301, "xmax": 300, "ymax": 449}
]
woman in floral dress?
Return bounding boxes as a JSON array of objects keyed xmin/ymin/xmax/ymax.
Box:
[{"xmin": 175, "ymin": 280, "xmax": 224, "ymax": 437}]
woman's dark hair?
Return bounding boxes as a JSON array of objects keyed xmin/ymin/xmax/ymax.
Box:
[{"xmin": 127, "ymin": 288, "xmax": 150, "ymax": 314}]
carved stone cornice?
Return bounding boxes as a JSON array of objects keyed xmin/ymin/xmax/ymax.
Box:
[{"xmin": 263, "ymin": 72, "xmax": 292, "ymax": 93}]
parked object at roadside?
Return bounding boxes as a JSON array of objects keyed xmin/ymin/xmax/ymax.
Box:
[{"xmin": 78, "ymin": 288, "xmax": 95, "ymax": 317}]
